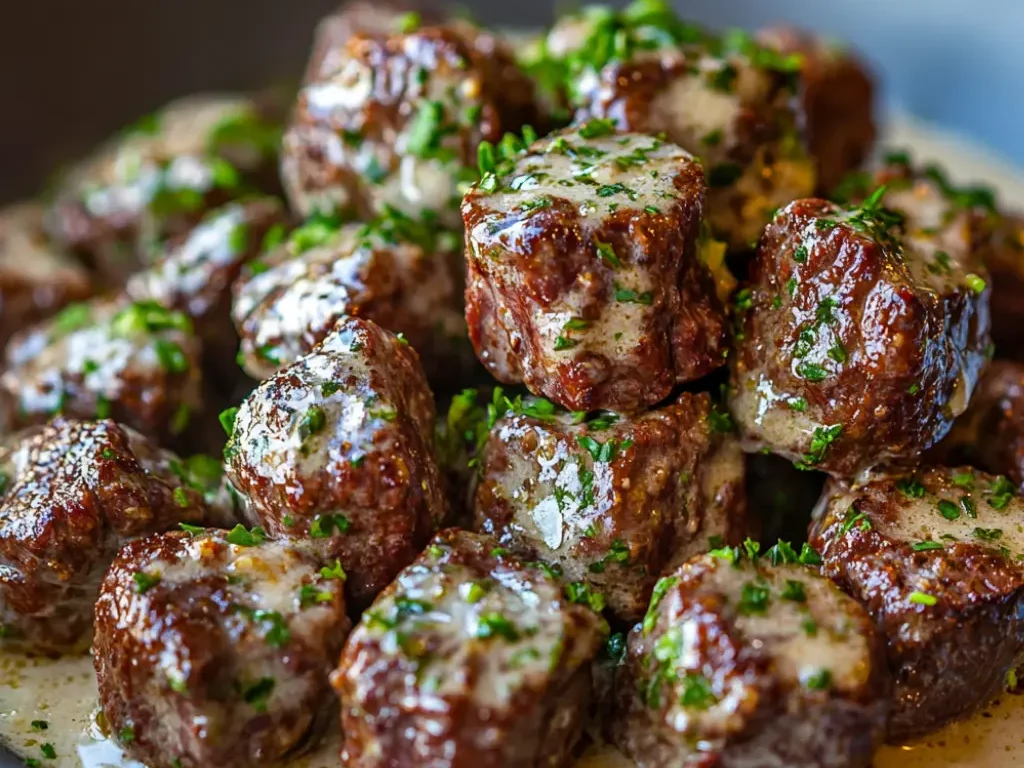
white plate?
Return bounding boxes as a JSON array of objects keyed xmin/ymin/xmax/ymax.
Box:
[{"xmin": 3, "ymin": 113, "xmax": 1024, "ymax": 768}]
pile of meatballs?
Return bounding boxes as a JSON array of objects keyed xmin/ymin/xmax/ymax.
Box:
[{"xmin": 4, "ymin": 2, "xmax": 1024, "ymax": 767}]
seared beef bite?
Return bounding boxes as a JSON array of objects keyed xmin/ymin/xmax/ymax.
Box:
[
  {"xmin": 730, "ymin": 187, "xmax": 991, "ymax": 478},
  {"xmin": 331, "ymin": 529, "xmax": 607, "ymax": 768},
  {"xmin": 224, "ymin": 316, "xmax": 446, "ymax": 610},
  {"xmin": 757, "ymin": 26, "xmax": 876, "ymax": 194},
  {"xmin": 474, "ymin": 391, "xmax": 747, "ymax": 621},
  {"xmin": 282, "ymin": 20, "xmax": 538, "ymax": 228},
  {"xmin": 0, "ymin": 202, "xmax": 94, "ymax": 353},
  {"xmin": 0, "ymin": 418, "xmax": 234, "ymax": 654},
  {"xmin": 611, "ymin": 543, "xmax": 890, "ymax": 768},
  {"xmin": 47, "ymin": 95, "xmax": 281, "ymax": 283},
  {"xmin": 94, "ymin": 529, "xmax": 350, "ymax": 768},
  {"xmin": 463, "ymin": 121, "xmax": 727, "ymax": 413},
  {"xmin": 232, "ymin": 207, "xmax": 473, "ymax": 388},
  {"xmin": 1, "ymin": 298, "xmax": 204, "ymax": 445},
  {"xmin": 810, "ymin": 465, "xmax": 1024, "ymax": 741},
  {"xmin": 534, "ymin": 0, "xmax": 817, "ymax": 250}
]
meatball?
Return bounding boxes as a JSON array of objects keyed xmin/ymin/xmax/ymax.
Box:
[
  {"xmin": 94, "ymin": 529, "xmax": 350, "ymax": 768},
  {"xmin": 610, "ymin": 548, "xmax": 890, "ymax": 768},
  {"xmin": 462, "ymin": 122, "xmax": 727, "ymax": 413},
  {"xmin": 224, "ymin": 316, "xmax": 447, "ymax": 609},
  {"xmin": 46, "ymin": 95, "xmax": 281, "ymax": 283},
  {"xmin": 474, "ymin": 392, "xmax": 748, "ymax": 621},
  {"xmin": 0, "ymin": 418, "xmax": 232, "ymax": 653},
  {"xmin": 933, "ymin": 361, "xmax": 1024, "ymax": 490},
  {"xmin": 730, "ymin": 191, "xmax": 992, "ymax": 478},
  {"xmin": 126, "ymin": 197, "xmax": 287, "ymax": 357},
  {"xmin": 303, "ymin": 2, "xmax": 444, "ymax": 85},
  {"xmin": 538, "ymin": 7, "xmax": 816, "ymax": 250},
  {"xmin": 809, "ymin": 465, "xmax": 1024, "ymax": 741},
  {"xmin": 757, "ymin": 27, "xmax": 876, "ymax": 194},
  {"xmin": 232, "ymin": 208, "xmax": 474, "ymax": 388},
  {"xmin": 282, "ymin": 21, "xmax": 538, "ymax": 228},
  {"xmin": 0, "ymin": 297, "xmax": 204, "ymax": 444},
  {"xmin": 0, "ymin": 203, "xmax": 94, "ymax": 352},
  {"xmin": 331, "ymin": 528, "xmax": 607, "ymax": 768}
]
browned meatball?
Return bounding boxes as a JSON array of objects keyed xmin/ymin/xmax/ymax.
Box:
[
  {"xmin": 809, "ymin": 466, "xmax": 1024, "ymax": 741},
  {"xmin": 224, "ymin": 316, "xmax": 447, "ymax": 609},
  {"xmin": 126, "ymin": 197, "xmax": 287, "ymax": 362},
  {"xmin": 536, "ymin": 6, "xmax": 816, "ymax": 250},
  {"xmin": 331, "ymin": 529, "xmax": 607, "ymax": 768},
  {"xmin": 463, "ymin": 123, "xmax": 727, "ymax": 413},
  {"xmin": 610, "ymin": 547, "xmax": 890, "ymax": 768},
  {"xmin": 730, "ymin": 190, "xmax": 992, "ymax": 478},
  {"xmin": 0, "ymin": 203, "xmax": 94, "ymax": 352},
  {"xmin": 757, "ymin": 27, "xmax": 876, "ymax": 194},
  {"xmin": 232, "ymin": 208, "xmax": 474, "ymax": 388},
  {"xmin": 303, "ymin": 2, "xmax": 445, "ymax": 84},
  {"xmin": 0, "ymin": 418, "xmax": 233, "ymax": 654},
  {"xmin": 0, "ymin": 297, "xmax": 204, "ymax": 444},
  {"xmin": 94, "ymin": 529, "xmax": 350, "ymax": 768},
  {"xmin": 46, "ymin": 95, "xmax": 281, "ymax": 283},
  {"xmin": 282, "ymin": 21, "xmax": 538, "ymax": 228},
  {"xmin": 474, "ymin": 392, "xmax": 748, "ymax": 621},
  {"xmin": 932, "ymin": 361, "xmax": 1024, "ymax": 489}
]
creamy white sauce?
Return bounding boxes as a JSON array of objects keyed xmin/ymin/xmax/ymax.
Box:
[{"xmin": 3, "ymin": 105, "xmax": 1024, "ymax": 768}]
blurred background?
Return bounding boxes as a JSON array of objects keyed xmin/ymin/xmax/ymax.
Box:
[{"xmin": 1, "ymin": 0, "xmax": 1022, "ymax": 204}]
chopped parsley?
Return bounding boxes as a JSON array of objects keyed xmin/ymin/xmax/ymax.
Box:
[
  {"xmin": 565, "ymin": 581, "xmax": 607, "ymax": 612},
  {"xmin": 310, "ymin": 514, "xmax": 352, "ymax": 538},
  {"xmin": 937, "ymin": 499, "xmax": 961, "ymax": 521},
  {"xmin": 475, "ymin": 612, "xmax": 520, "ymax": 642},
  {"xmin": 896, "ymin": 476, "xmax": 926, "ymax": 499},
  {"xmin": 242, "ymin": 677, "xmax": 276, "ymax": 712},
  {"xmin": 225, "ymin": 524, "xmax": 267, "ymax": 547},
  {"xmin": 909, "ymin": 591, "xmax": 937, "ymax": 606},
  {"xmin": 780, "ymin": 580, "xmax": 807, "ymax": 603},
  {"xmin": 133, "ymin": 572, "xmax": 161, "ymax": 594},
  {"xmin": 738, "ymin": 582, "xmax": 770, "ymax": 615},
  {"xmin": 594, "ymin": 237, "xmax": 622, "ymax": 268},
  {"xmin": 794, "ymin": 425, "xmax": 842, "ymax": 470}
]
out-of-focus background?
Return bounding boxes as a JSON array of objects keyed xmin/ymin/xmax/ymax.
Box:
[{"xmin": 0, "ymin": 0, "xmax": 1022, "ymax": 203}]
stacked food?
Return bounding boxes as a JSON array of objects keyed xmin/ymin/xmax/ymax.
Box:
[{"xmin": 2, "ymin": 2, "xmax": 1024, "ymax": 767}]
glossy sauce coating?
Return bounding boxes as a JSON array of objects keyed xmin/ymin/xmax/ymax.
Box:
[
  {"xmin": 611, "ymin": 552, "xmax": 890, "ymax": 768},
  {"xmin": 0, "ymin": 418, "xmax": 230, "ymax": 653},
  {"xmin": 282, "ymin": 22, "xmax": 538, "ymax": 228},
  {"xmin": 0, "ymin": 297, "xmax": 205, "ymax": 445},
  {"xmin": 127, "ymin": 196, "xmax": 287, "ymax": 364},
  {"xmin": 809, "ymin": 466, "xmax": 1024, "ymax": 741},
  {"xmin": 730, "ymin": 193, "xmax": 992, "ymax": 478},
  {"xmin": 474, "ymin": 392, "xmax": 748, "ymax": 621},
  {"xmin": 463, "ymin": 124, "xmax": 726, "ymax": 413},
  {"xmin": 0, "ymin": 203, "xmax": 94, "ymax": 352},
  {"xmin": 46, "ymin": 95, "xmax": 282, "ymax": 283},
  {"xmin": 541, "ymin": 7, "xmax": 816, "ymax": 251},
  {"xmin": 94, "ymin": 530, "xmax": 350, "ymax": 768},
  {"xmin": 225, "ymin": 316, "xmax": 447, "ymax": 609},
  {"xmin": 232, "ymin": 212, "xmax": 473, "ymax": 387},
  {"xmin": 331, "ymin": 528, "xmax": 607, "ymax": 768}
]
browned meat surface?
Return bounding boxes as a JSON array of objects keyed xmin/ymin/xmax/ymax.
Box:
[
  {"xmin": 474, "ymin": 391, "xmax": 748, "ymax": 621},
  {"xmin": 46, "ymin": 95, "xmax": 281, "ymax": 283},
  {"xmin": 0, "ymin": 418, "xmax": 234, "ymax": 654},
  {"xmin": 758, "ymin": 27, "xmax": 876, "ymax": 194},
  {"xmin": 610, "ymin": 547, "xmax": 890, "ymax": 768},
  {"xmin": 809, "ymin": 466, "xmax": 1024, "ymax": 741},
  {"xmin": 933, "ymin": 361, "xmax": 1024, "ymax": 489},
  {"xmin": 126, "ymin": 197, "xmax": 287, "ymax": 369},
  {"xmin": 730, "ymin": 189, "xmax": 991, "ymax": 478},
  {"xmin": 0, "ymin": 203, "xmax": 94, "ymax": 353},
  {"xmin": 462, "ymin": 122, "xmax": 727, "ymax": 413},
  {"xmin": 1, "ymin": 298, "xmax": 205, "ymax": 445},
  {"xmin": 94, "ymin": 529, "xmax": 350, "ymax": 768},
  {"xmin": 303, "ymin": 2, "xmax": 445, "ymax": 85},
  {"xmin": 534, "ymin": 7, "xmax": 816, "ymax": 250},
  {"xmin": 985, "ymin": 212, "xmax": 1024, "ymax": 359},
  {"xmin": 224, "ymin": 316, "xmax": 447, "ymax": 610},
  {"xmin": 331, "ymin": 528, "xmax": 607, "ymax": 768},
  {"xmin": 232, "ymin": 208, "xmax": 474, "ymax": 388},
  {"xmin": 282, "ymin": 21, "xmax": 538, "ymax": 228}
]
